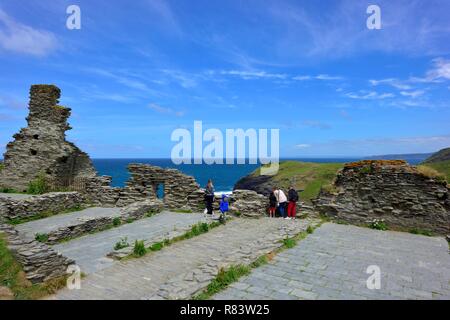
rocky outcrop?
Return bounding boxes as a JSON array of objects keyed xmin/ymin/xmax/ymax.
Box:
[
  {"xmin": 0, "ymin": 85, "xmax": 96, "ymax": 192},
  {"xmin": 0, "ymin": 224, "xmax": 74, "ymax": 283},
  {"xmin": 0, "ymin": 192, "xmax": 86, "ymax": 222},
  {"xmin": 314, "ymin": 160, "xmax": 450, "ymax": 234},
  {"xmin": 119, "ymin": 199, "xmax": 164, "ymax": 221}
]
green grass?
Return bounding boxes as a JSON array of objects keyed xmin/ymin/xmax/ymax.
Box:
[
  {"xmin": 34, "ymin": 233, "xmax": 49, "ymax": 243},
  {"xmin": 0, "ymin": 233, "xmax": 67, "ymax": 300},
  {"xmin": 256, "ymin": 161, "xmax": 343, "ymax": 203},
  {"xmin": 112, "ymin": 217, "xmax": 121, "ymax": 227},
  {"xmin": 133, "ymin": 240, "xmax": 147, "ymax": 257},
  {"xmin": 26, "ymin": 173, "xmax": 49, "ymax": 195},
  {"xmin": 7, "ymin": 204, "xmax": 86, "ymax": 225},
  {"xmin": 422, "ymin": 160, "xmax": 450, "ymax": 183},
  {"xmin": 194, "ymin": 265, "xmax": 252, "ymax": 300},
  {"xmin": 283, "ymin": 237, "xmax": 297, "ymax": 248},
  {"xmin": 114, "ymin": 237, "xmax": 130, "ymax": 250},
  {"xmin": 173, "ymin": 209, "xmax": 193, "ymax": 213},
  {"xmin": 409, "ymin": 228, "xmax": 433, "ymax": 237},
  {"xmin": 368, "ymin": 219, "xmax": 388, "ymax": 231}
]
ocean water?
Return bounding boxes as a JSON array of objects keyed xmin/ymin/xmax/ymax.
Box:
[
  {"xmin": 92, "ymin": 158, "xmax": 361, "ymax": 191},
  {"xmin": 92, "ymin": 156, "xmax": 427, "ymax": 191}
]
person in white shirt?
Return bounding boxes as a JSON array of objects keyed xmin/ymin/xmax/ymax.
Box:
[{"xmin": 274, "ymin": 188, "xmax": 288, "ymax": 219}]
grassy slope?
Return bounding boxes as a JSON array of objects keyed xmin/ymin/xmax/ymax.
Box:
[
  {"xmin": 0, "ymin": 233, "xmax": 66, "ymax": 300},
  {"xmin": 256, "ymin": 161, "xmax": 343, "ymax": 203},
  {"xmin": 423, "ymin": 160, "xmax": 450, "ymax": 183}
]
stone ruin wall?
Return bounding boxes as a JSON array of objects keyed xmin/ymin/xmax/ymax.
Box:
[
  {"xmin": 84, "ymin": 163, "xmax": 203, "ymax": 210},
  {"xmin": 0, "ymin": 85, "xmax": 97, "ymax": 192},
  {"xmin": 314, "ymin": 160, "xmax": 450, "ymax": 235}
]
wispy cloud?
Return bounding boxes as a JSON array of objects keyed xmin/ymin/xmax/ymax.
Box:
[
  {"xmin": 425, "ymin": 58, "xmax": 450, "ymax": 82},
  {"xmin": 369, "ymin": 78, "xmax": 411, "ymax": 90},
  {"xmin": 148, "ymin": 103, "xmax": 184, "ymax": 117},
  {"xmin": 399, "ymin": 90, "xmax": 425, "ymax": 98},
  {"xmin": 295, "ymin": 144, "xmax": 311, "ymax": 149},
  {"xmin": 0, "ymin": 9, "xmax": 56, "ymax": 56},
  {"xmin": 345, "ymin": 91, "xmax": 395, "ymax": 100},
  {"xmin": 301, "ymin": 120, "xmax": 332, "ymax": 130}
]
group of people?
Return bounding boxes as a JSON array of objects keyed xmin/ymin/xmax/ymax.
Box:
[
  {"xmin": 204, "ymin": 179, "xmax": 300, "ymax": 220},
  {"xmin": 269, "ymin": 186, "xmax": 299, "ymax": 219}
]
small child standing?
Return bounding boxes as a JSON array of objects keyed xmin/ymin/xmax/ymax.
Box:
[
  {"xmin": 268, "ymin": 189, "xmax": 277, "ymax": 218},
  {"xmin": 219, "ymin": 194, "xmax": 229, "ymax": 223}
]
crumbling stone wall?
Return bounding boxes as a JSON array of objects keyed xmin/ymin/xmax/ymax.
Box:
[
  {"xmin": 0, "ymin": 224, "xmax": 74, "ymax": 284},
  {"xmin": 314, "ymin": 160, "xmax": 450, "ymax": 234},
  {"xmin": 0, "ymin": 192, "xmax": 86, "ymax": 222},
  {"xmin": 83, "ymin": 164, "xmax": 202, "ymax": 210},
  {"xmin": 0, "ymin": 85, "xmax": 96, "ymax": 192}
]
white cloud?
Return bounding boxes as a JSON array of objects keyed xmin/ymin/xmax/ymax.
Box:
[
  {"xmin": 399, "ymin": 90, "xmax": 425, "ymax": 98},
  {"xmin": 315, "ymin": 74, "xmax": 343, "ymax": 81},
  {"xmin": 0, "ymin": 9, "xmax": 56, "ymax": 56},
  {"xmin": 292, "ymin": 75, "xmax": 312, "ymax": 81},
  {"xmin": 345, "ymin": 91, "xmax": 395, "ymax": 100},
  {"xmin": 369, "ymin": 79, "xmax": 411, "ymax": 90},
  {"xmin": 426, "ymin": 58, "xmax": 450, "ymax": 81},
  {"xmin": 148, "ymin": 103, "xmax": 184, "ymax": 117},
  {"xmin": 217, "ymin": 70, "xmax": 287, "ymax": 80}
]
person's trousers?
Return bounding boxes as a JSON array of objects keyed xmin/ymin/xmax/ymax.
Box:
[
  {"xmin": 288, "ymin": 201, "xmax": 296, "ymax": 218},
  {"xmin": 205, "ymin": 195, "xmax": 214, "ymax": 215},
  {"xmin": 279, "ymin": 202, "xmax": 287, "ymax": 218}
]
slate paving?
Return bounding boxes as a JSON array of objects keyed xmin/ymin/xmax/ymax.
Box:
[
  {"xmin": 0, "ymin": 192, "xmax": 34, "ymax": 200},
  {"xmin": 213, "ymin": 223, "xmax": 450, "ymax": 300},
  {"xmin": 15, "ymin": 207, "xmax": 121, "ymax": 238},
  {"xmin": 52, "ymin": 218, "xmax": 317, "ymax": 300},
  {"xmin": 52, "ymin": 212, "xmax": 207, "ymax": 274}
]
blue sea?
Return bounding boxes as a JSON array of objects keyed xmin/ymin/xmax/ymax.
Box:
[
  {"xmin": 92, "ymin": 156, "xmax": 428, "ymax": 191},
  {"xmin": 92, "ymin": 158, "xmax": 366, "ymax": 191}
]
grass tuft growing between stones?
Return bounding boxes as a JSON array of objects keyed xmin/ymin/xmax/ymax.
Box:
[
  {"xmin": 0, "ymin": 233, "xmax": 67, "ymax": 300},
  {"xmin": 26, "ymin": 173, "xmax": 49, "ymax": 195},
  {"xmin": 114, "ymin": 237, "xmax": 129, "ymax": 250},
  {"xmin": 194, "ymin": 265, "xmax": 252, "ymax": 300},
  {"xmin": 368, "ymin": 219, "xmax": 388, "ymax": 231},
  {"xmin": 35, "ymin": 233, "xmax": 49, "ymax": 243},
  {"xmin": 409, "ymin": 228, "xmax": 433, "ymax": 237},
  {"xmin": 133, "ymin": 240, "xmax": 146, "ymax": 257}
]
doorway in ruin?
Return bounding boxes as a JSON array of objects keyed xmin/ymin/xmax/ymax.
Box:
[{"xmin": 155, "ymin": 183, "xmax": 165, "ymax": 200}]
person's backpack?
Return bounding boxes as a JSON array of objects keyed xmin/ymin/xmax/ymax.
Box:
[{"xmin": 292, "ymin": 189, "xmax": 299, "ymax": 202}]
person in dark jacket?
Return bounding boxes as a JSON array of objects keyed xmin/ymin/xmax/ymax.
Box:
[
  {"xmin": 205, "ymin": 179, "xmax": 215, "ymax": 216},
  {"xmin": 268, "ymin": 188, "xmax": 277, "ymax": 218},
  {"xmin": 287, "ymin": 186, "xmax": 299, "ymax": 220}
]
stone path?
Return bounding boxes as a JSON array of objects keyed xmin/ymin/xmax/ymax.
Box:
[
  {"xmin": 53, "ymin": 218, "xmax": 317, "ymax": 300},
  {"xmin": 213, "ymin": 223, "xmax": 450, "ymax": 300},
  {"xmin": 52, "ymin": 212, "xmax": 207, "ymax": 274},
  {"xmin": 15, "ymin": 207, "xmax": 120, "ymax": 238},
  {"xmin": 0, "ymin": 192, "xmax": 34, "ymax": 200}
]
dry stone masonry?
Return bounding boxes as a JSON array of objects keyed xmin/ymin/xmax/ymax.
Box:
[
  {"xmin": 0, "ymin": 85, "xmax": 97, "ymax": 192},
  {"xmin": 315, "ymin": 160, "xmax": 450, "ymax": 234},
  {"xmin": 0, "ymin": 224, "xmax": 74, "ymax": 283},
  {"xmin": 0, "ymin": 192, "xmax": 85, "ymax": 222}
]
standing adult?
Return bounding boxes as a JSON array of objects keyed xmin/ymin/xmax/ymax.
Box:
[
  {"xmin": 274, "ymin": 187, "xmax": 288, "ymax": 219},
  {"xmin": 205, "ymin": 179, "xmax": 215, "ymax": 216},
  {"xmin": 287, "ymin": 186, "xmax": 299, "ymax": 220}
]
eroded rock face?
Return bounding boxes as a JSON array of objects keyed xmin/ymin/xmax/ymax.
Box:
[
  {"xmin": 0, "ymin": 85, "xmax": 96, "ymax": 192},
  {"xmin": 229, "ymin": 189, "xmax": 268, "ymax": 218},
  {"xmin": 315, "ymin": 160, "xmax": 450, "ymax": 234}
]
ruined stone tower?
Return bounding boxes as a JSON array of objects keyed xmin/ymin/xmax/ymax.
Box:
[{"xmin": 0, "ymin": 85, "xmax": 97, "ymax": 191}]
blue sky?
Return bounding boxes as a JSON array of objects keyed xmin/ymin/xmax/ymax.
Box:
[{"xmin": 0, "ymin": 0, "xmax": 449, "ymax": 158}]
